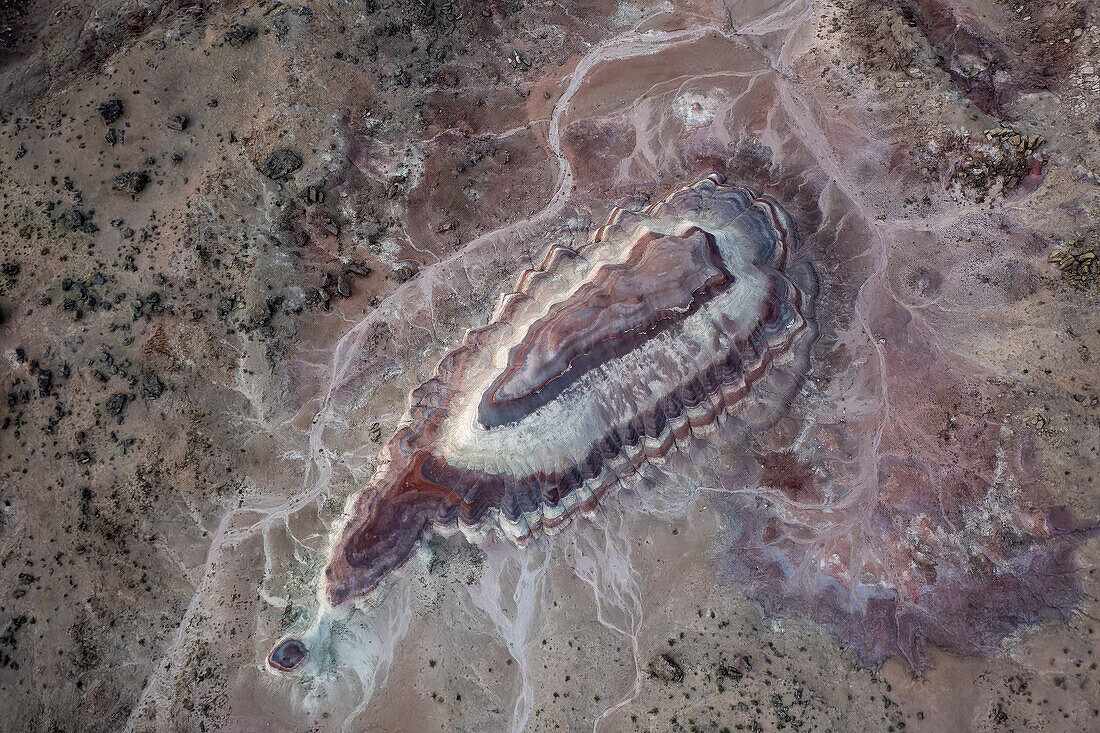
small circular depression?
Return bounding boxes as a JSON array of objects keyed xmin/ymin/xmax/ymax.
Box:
[{"xmin": 268, "ymin": 637, "xmax": 308, "ymax": 672}]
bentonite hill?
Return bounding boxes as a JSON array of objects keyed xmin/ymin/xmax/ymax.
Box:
[{"xmin": 0, "ymin": 1, "xmax": 1098, "ymax": 731}]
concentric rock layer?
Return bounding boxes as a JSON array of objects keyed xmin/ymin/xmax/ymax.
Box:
[{"xmin": 324, "ymin": 174, "xmax": 817, "ymax": 607}]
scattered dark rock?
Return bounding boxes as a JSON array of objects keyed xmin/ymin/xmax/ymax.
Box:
[
  {"xmin": 718, "ymin": 664, "xmax": 743, "ymax": 681},
  {"xmin": 105, "ymin": 128, "xmax": 124, "ymax": 145},
  {"xmin": 97, "ymin": 99, "xmax": 123, "ymax": 123},
  {"xmin": 105, "ymin": 393, "xmax": 128, "ymax": 415},
  {"xmin": 260, "ymin": 149, "xmax": 303, "ymax": 181},
  {"xmin": 36, "ymin": 371, "xmax": 51, "ymax": 397},
  {"xmin": 1, "ymin": 263, "xmax": 18, "ymax": 277},
  {"xmin": 1049, "ymin": 244, "xmax": 1098, "ymax": 292},
  {"xmin": 718, "ymin": 654, "xmax": 753, "ymax": 682},
  {"xmin": 114, "ymin": 171, "xmax": 149, "ymax": 195},
  {"xmin": 345, "ymin": 261, "xmax": 371, "ymax": 277},
  {"xmin": 167, "ymin": 114, "xmax": 189, "ymax": 131},
  {"xmin": 141, "ymin": 372, "xmax": 164, "ymax": 398},
  {"xmin": 648, "ymin": 654, "xmax": 684, "ymax": 683},
  {"xmin": 308, "ymin": 286, "xmax": 330, "ymax": 311},
  {"xmin": 226, "ymin": 24, "xmax": 257, "ymax": 47},
  {"xmin": 65, "ymin": 210, "xmax": 85, "ymax": 229}
]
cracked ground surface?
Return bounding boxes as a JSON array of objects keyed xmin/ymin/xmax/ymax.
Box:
[{"xmin": 0, "ymin": 0, "xmax": 1097, "ymax": 731}]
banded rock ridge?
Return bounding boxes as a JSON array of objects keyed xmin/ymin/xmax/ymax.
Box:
[{"xmin": 319, "ymin": 174, "xmax": 818, "ymax": 614}]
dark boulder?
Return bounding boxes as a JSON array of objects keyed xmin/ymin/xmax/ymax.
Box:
[
  {"xmin": 141, "ymin": 372, "xmax": 164, "ymax": 398},
  {"xmin": 260, "ymin": 149, "xmax": 303, "ymax": 181},
  {"xmin": 114, "ymin": 171, "xmax": 149, "ymax": 195},
  {"xmin": 97, "ymin": 99, "xmax": 123, "ymax": 123}
]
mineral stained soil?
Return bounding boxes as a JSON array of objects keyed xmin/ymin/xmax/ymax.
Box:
[{"xmin": 0, "ymin": 1, "xmax": 1098, "ymax": 732}]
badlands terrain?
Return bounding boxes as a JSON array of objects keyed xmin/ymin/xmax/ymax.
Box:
[{"xmin": 0, "ymin": 0, "xmax": 1097, "ymax": 731}]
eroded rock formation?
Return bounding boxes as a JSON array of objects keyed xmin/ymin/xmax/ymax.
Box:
[{"xmin": 322, "ymin": 174, "xmax": 817, "ymax": 610}]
